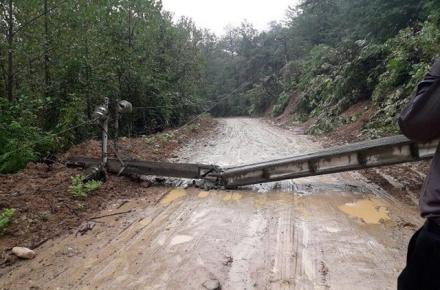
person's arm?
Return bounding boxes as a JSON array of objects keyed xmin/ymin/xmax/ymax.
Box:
[{"xmin": 399, "ymin": 60, "xmax": 440, "ymax": 142}]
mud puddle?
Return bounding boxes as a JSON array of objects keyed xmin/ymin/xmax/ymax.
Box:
[
  {"xmin": 339, "ymin": 197, "xmax": 391, "ymax": 224},
  {"xmin": 161, "ymin": 188, "xmax": 187, "ymax": 205}
]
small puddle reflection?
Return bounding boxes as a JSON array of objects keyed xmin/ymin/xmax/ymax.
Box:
[
  {"xmin": 161, "ymin": 188, "xmax": 187, "ymax": 205},
  {"xmin": 198, "ymin": 191, "xmax": 210, "ymax": 198},
  {"xmin": 338, "ymin": 198, "xmax": 390, "ymax": 224},
  {"xmin": 170, "ymin": 235, "xmax": 193, "ymax": 246},
  {"xmin": 223, "ymin": 193, "xmax": 242, "ymax": 201}
]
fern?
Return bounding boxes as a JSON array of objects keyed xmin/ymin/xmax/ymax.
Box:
[
  {"xmin": 0, "ymin": 208, "xmax": 16, "ymax": 234},
  {"xmin": 69, "ymin": 175, "xmax": 102, "ymax": 199}
]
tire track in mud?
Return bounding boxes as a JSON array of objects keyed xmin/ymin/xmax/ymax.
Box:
[
  {"xmin": 77, "ymin": 193, "xmax": 208, "ymax": 289},
  {"xmin": 177, "ymin": 118, "xmax": 423, "ymax": 290},
  {"xmin": 271, "ymin": 206, "xmax": 297, "ymax": 289}
]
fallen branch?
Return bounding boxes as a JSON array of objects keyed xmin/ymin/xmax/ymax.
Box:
[
  {"xmin": 31, "ymin": 238, "xmax": 50, "ymax": 250},
  {"xmin": 89, "ymin": 210, "xmax": 134, "ymax": 220},
  {"xmin": 154, "ymin": 190, "xmax": 171, "ymax": 206},
  {"xmin": 63, "ymin": 203, "xmax": 79, "ymax": 217},
  {"xmin": 117, "ymin": 200, "xmax": 129, "ymax": 209}
]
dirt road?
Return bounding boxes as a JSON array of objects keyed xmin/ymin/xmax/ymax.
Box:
[{"xmin": 1, "ymin": 118, "xmax": 422, "ymax": 290}]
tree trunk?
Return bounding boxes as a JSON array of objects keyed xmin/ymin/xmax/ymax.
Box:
[
  {"xmin": 85, "ymin": 35, "xmax": 92, "ymax": 119},
  {"xmin": 43, "ymin": 0, "xmax": 50, "ymax": 98},
  {"xmin": 6, "ymin": 0, "xmax": 15, "ymax": 101},
  {"xmin": 127, "ymin": 6, "xmax": 133, "ymax": 99}
]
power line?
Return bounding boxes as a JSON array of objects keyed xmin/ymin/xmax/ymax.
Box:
[
  {"xmin": 1, "ymin": 118, "xmax": 98, "ymax": 159},
  {"xmin": 12, "ymin": 0, "xmax": 71, "ymax": 37},
  {"xmin": 3, "ymin": 91, "xmax": 236, "ymax": 163},
  {"xmin": 131, "ymin": 102, "xmax": 202, "ymax": 110},
  {"xmin": 177, "ymin": 91, "xmax": 239, "ymax": 130}
]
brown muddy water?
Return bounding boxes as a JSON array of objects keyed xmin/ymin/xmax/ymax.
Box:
[{"xmin": 0, "ymin": 118, "xmax": 423, "ymax": 290}]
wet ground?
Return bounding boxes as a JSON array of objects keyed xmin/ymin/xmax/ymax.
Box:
[{"xmin": 0, "ymin": 118, "xmax": 423, "ymax": 290}]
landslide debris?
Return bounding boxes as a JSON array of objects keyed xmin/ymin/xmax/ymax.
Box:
[{"xmin": 0, "ymin": 117, "xmax": 217, "ymax": 266}]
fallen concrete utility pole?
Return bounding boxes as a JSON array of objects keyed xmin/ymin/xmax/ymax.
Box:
[
  {"xmin": 68, "ymin": 135, "xmax": 439, "ymax": 189},
  {"xmin": 67, "ymin": 157, "xmax": 220, "ymax": 180},
  {"xmin": 219, "ymin": 135, "xmax": 439, "ymax": 188}
]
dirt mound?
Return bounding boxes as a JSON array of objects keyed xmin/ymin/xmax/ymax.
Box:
[
  {"xmin": 0, "ymin": 117, "xmax": 217, "ymax": 266},
  {"xmin": 361, "ymin": 162, "xmax": 429, "ymax": 205},
  {"xmin": 317, "ymin": 101, "xmax": 430, "ymax": 205},
  {"xmin": 320, "ymin": 101, "xmax": 376, "ymax": 146},
  {"xmin": 62, "ymin": 117, "xmax": 218, "ymax": 161},
  {"xmin": 275, "ymin": 92, "xmax": 300, "ymax": 124}
]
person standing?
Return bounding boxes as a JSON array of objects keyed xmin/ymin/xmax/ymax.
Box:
[{"xmin": 398, "ymin": 59, "xmax": 440, "ymax": 289}]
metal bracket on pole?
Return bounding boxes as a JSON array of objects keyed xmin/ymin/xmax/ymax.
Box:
[
  {"xmin": 93, "ymin": 97, "xmax": 110, "ymax": 168},
  {"xmin": 102, "ymin": 97, "xmax": 109, "ymax": 167},
  {"xmin": 85, "ymin": 98, "xmax": 132, "ymax": 181}
]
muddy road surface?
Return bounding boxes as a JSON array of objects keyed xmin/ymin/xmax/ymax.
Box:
[{"xmin": 1, "ymin": 118, "xmax": 422, "ymax": 290}]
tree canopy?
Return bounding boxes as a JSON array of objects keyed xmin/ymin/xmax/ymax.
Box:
[{"xmin": 2, "ymin": 0, "xmax": 440, "ymax": 172}]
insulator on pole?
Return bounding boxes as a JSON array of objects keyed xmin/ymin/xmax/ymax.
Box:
[
  {"xmin": 93, "ymin": 105, "xmax": 109, "ymax": 121},
  {"xmin": 117, "ymin": 100, "xmax": 133, "ymax": 114}
]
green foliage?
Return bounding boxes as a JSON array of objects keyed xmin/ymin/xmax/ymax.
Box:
[
  {"xmin": 69, "ymin": 175, "xmax": 102, "ymax": 199},
  {"xmin": 272, "ymin": 92, "xmax": 290, "ymax": 117},
  {"xmin": 2, "ymin": 0, "xmax": 440, "ymax": 154},
  {"xmin": 367, "ymin": 22, "xmax": 440, "ymax": 135},
  {"xmin": 295, "ymin": 20, "xmax": 440, "ymax": 136},
  {"xmin": 0, "ymin": 1, "xmax": 215, "ymax": 172},
  {"xmin": 243, "ymin": 86, "xmax": 269, "ymax": 116},
  {"xmin": 0, "ymin": 208, "xmax": 16, "ymax": 234},
  {"xmin": 203, "ymin": 0, "xmax": 439, "ymax": 138},
  {"xmin": 55, "ymin": 95, "xmax": 89, "ymax": 148},
  {"xmin": 0, "ymin": 97, "xmax": 57, "ymax": 173},
  {"xmin": 299, "ymin": 18, "xmax": 440, "ymax": 137}
]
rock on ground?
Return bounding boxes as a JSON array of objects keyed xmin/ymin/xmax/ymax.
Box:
[
  {"xmin": 12, "ymin": 247, "xmax": 36, "ymax": 259},
  {"xmin": 202, "ymin": 279, "xmax": 221, "ymax": 290}
]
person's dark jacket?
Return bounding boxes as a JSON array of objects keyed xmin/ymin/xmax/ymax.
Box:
[{"xmin": 399, "ymin": 60, "xmax": 440, "ymax": 218}]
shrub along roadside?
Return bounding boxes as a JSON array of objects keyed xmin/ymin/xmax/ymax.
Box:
[
  {"xmin": 285, "ymin": 21, "xmax": 440, "ymax": 137},
  {"xmin": 0, "ymin": 209, "xmax": 15, "ymax": 235},
  {"xmin": 69, "ymin": 175, "xmax": 103, "ymax": 199}
]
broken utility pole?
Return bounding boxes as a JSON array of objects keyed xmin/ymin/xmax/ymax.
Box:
[{"xmin": 68, "ymin": 133, "xmax": 438, "ymax": 189}]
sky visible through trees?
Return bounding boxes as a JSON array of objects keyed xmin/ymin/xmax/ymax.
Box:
[{"xmin": 162, "ymin": 0, "xmax": 299, "ymax": 35}]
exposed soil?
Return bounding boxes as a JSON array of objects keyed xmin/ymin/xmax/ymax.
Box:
[
  {"xmin": 320, "ymin": 101, "xmax": 377, "ymax": 145},
  {"xmin": 63, "ymin": 117, "xmax": 217, "ymax": 161},
  {"xmin": 0, "ymin": 118, "xmax": 421, "ymax": 290},
  {"xmin": 267, "ymin": 92, "xmax": 300, "ymax": 124},
  {"xmin": 0, "ymin": 117, "xmax": 217, "ymax": 266},
  {"xmin": 316, "ymin": 101, "xmax": 430, "ymax": 207},
  {"xmin": 359, "ymin": 163, "xmax": 428, "ymax": 205},
  {"xmin": 0, "ymin": 117, "xmax": 426, "ymax": 290}
]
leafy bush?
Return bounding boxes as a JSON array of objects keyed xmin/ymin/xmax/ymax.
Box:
[
  {"xmin": 366, "ymin": 22, "xmax": 440, "ymax": 135},
  {"xmin": 0, "ymin": 97, "xmax": 57, "ymax": 173},
  {"xmin": 291, "ymin": 42, "xmax": 385, "ymax": 134},
  {"xmin": 69, "ymin": 175, "xmax": 102, "ymax": 199},
  {"xmin": 55, "ymin": 95, "xmax": 90, "ymax": 148},
  {"xmin": 0, "ymin": 92, "xmax": 96, "ymax": 174},
  {"xmin": 289, "ymin": 20, "xmax": 440, "ymax": 137},
  {"xmin": 0, "ymin": 208, "xmax": 16, "ymax": 234},
  {"xmin": 272, "ymin": 92, "xmax": 291, "ymax": 117}
]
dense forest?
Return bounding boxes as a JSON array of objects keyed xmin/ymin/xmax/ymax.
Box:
[
  {"xmin": 1, "ymin": 0, "xmax": 440, "ymax": 173},
  {"xmin": 0, "ymin": 0, "xmax": 211, "ymax": 172},
  {"xmin": 207, "ymin": 0, "xmax": 440, "ymax": 136}
]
